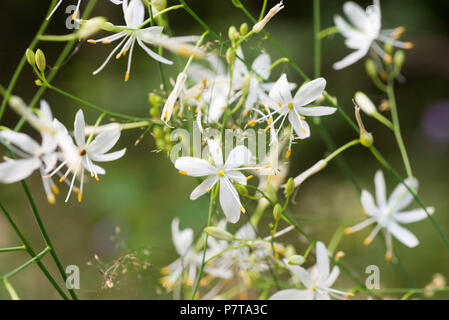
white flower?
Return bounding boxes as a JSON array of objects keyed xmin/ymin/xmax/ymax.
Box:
[
  {"xmin": 270, "ymin": 242, "xmax": 349, "ymax": 300},
  {"xmin": 345, "ymin": 170, "xmax": 434, "ymax": 260},
  {"xmin": 233, "ymin": 49, "xmax": 274, "ymax": 110},
  {"xmin": 188, "ymin": 55, "xmax": 240, "ymax": 123},
  {"xmin": 333, "ymin": 1, "xmax": 413, "ymax": 70},
  {"xmin": 256, "ymin": 74, "xmax": 336, "ymax": 147},
  {"xmin": 161, "ymin": 218, "xmax": 203, "ymax": 290},
  {"xmin": 175, "ymin": 140, "xmax": 252, "ymax": 223},
  {"xmin": 88, "ymin": 0, "xmax": 203, "ymax": 81},
  {"xmin": 48, "ymin": 110, "xmax": 126, "ymax": 202}
]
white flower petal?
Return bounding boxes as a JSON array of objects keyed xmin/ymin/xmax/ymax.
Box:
[
  {"xmin": 74, "ymin": 109, "xmax": 86, "ymax": 147},
  {"xmin": 0, "ymin": 131, "xmax": 40, "ymax": 155},
  {"xmin": 360, "ymin": 190, "xmax": 378, "ymax": 216},
  {"xmin": 343, "ymin": 1, "xmax": 369, "ymax": 32},
  {"xmin": 136, "ymin": 38, "xmax": 173, "ymax": 65},
  {"xmin": 295, "ymin": 106, "xmax": 336, "ymax": 117},
  {"xmin": 323, "ymin": 266, "xmax": 340, "ymax": 288},
  {"xmin": 124, "ymin": 0, "xmax": 144, "ymax": 28},
  {"xmin": 374, "ymin": 170, "xmax": 387, "ymax": 208},
  {"xmin": 171, "ymin": 218, "xmax": 193, "ymax": 256},
  {"xmin": 190, "ymin": 176, "xmax": 218, "ymax": 200},
  {"xmin": 293, "ymin": 78, "xmax": 326, "ymax": 107},
  {"xmin": 288, "ymin": 265, "xmax": 313, "ymax": 287},
  {"xmin": 87, "ymin": 129, "xmax": 121, "ymax": 155},
  {"xmin": 226, "ymin": 171, "xmax": 247, "ymax": 185},
  {"xmin": 387, "ymin": 177, "xmax": 418, "ymax": 212},
  {"xmin": 175, "ymin": 157, "xmax": 216, "ymax": 177},
  {"xmin": 252, "ymin": 53, "xmax": 271, "ymax": 80},
  {"xmin": 89, "ymin": 148, "xmax": 126, "ymax": 162},
  {"xmin": 387, "ymin": 221, "xmax": 419, "ymax": 248},
  {"xmin": 288, "ymin": 111, "xmax": 311, "ymax": 139},
  {"xmin": 224, "ymin": 145, "xmax": 251, "ymax": 169},
  {"xmin": 207, "ymin": 139, "xmax": 223, "ymax": 167},
  {"xmin": 333, "ymin": 47, "xmax": 369, "ymax": 70},
  {"xmin": 316, "ymin": 241, "xmax": 330, "ymax": 280},
  {"xmin": 269, "ymin": 74, "xmax": 292, "ymax": 105},
  {"xmin": 219, "ymin": 178, "xmax": 242, "ymax": 223},
  {"xmin": 393, "ymin": 207, "xmax": 434, "ymax": 224},
  {"xmin": 0, "ymin": 158, "xmax": 41, "ymax": 183},
  {"xmin": 269, "ymin": 289, "xmax": 314, "ymax": 300}
]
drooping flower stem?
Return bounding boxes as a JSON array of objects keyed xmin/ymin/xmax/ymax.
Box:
[
  {"xmin": 0, "ymin": 0, "xmax": 58, "ymax": 122},
  {"xmin": 0, "ymin": 201, "xmax": 69, "ymax": 300},
  {"xmin": 386, "ymin": 76, "xmax": 413, "ymax": 179},
  {"xmin": 21, "ymin": 181, "xmax": 79, "ymax": 300},
  {"xmin": 191, "ymin": 183, "xmax": 218, "ymax": 299}
]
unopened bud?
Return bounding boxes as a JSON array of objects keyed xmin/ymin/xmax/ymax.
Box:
[
  {"xmin": 292, "ymin": 160, "xmax": 327, "ymax": 188},
  {"xmin": 241, "ymin": 75, "xmax": 251, "ymax": 95},
  {"xmin": 273, "ymin": 203, "xmax": 282, "ymax": 221},
  {"xmin": 236, "ymin": 184, "xmax": 248, "ymax": 197},
  {"xmin": 288, "ymin": 254, "xmax": 305, "ymax": 266},
  {"xmin": 365, "ymin": 59, "xmax": 377, "ymax": 79},
  {"xmin": 150, "ymin": 106, "xmax": 159, "ymax": 117},
  {"xmin": 25, "ymin": 48, "xmax": 35, "ymax": 66},
  {"xmin": 355, "ymin": 106, "xmax": 374, "ymax": 147},
  {"xmin": 35, "ymin": 79, "xmax": 43, "ymax": 86},
  {"xmin": 253, "ymin": 1, "xmax": 284, "ymax": 33},
  {"xmin": 151, "ymin": 0, "xmax": 167, "ymax": 11},
  {"xmin": 240, "ymin": 22, "xmax": 249, "ymax": 36},
  {"xmin": 393, "ymin": 50, "xmax": 405, "ymax": 72},
  {"xmin": 265, "ymin": 182, "xmax": 277, "ymax": 203},
  {"xmin": 204, "ymin": 227, "xmax": 234, "ymax": 241},
  {"xmin": 35, "ymin": 49, "xmax": 46, "ymax": 73},
  {"xmin": 102, "ymin": 22, "xmax": 115, "ymax": 32},
  {"xmin": 285, "ymin": 177, "xmax": 295, "ymax": 197},
  {"xmin": 149, "ymin": 93, "xmax": 162, "ymax": 106},
  {"xmin": 354, "ymin": 92, "xmax": 376, "ymax": 116},
  {"xmin": 226, "ymin": 48, "xmax": 236, "ymax": 65},
  {"xmin": 78, "ymin": 17, "xmax": 107, "ymax": 39},
  {"xmin": 228, "ymin": 26, "xmax": 239, "ymax": 42}
]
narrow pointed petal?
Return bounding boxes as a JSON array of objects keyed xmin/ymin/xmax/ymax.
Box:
[
  {"xmin": 0, "ymin": 158, "xmax": 41, "ymax": 183},
  {"xmin": 226, "ymin": 171, "xmax": 247, "ymax": 185},
  {"xmin": 333, "ymin": 47, "xmax": 369, "ymax": 70},
  {"xmin": 190, "ymin": 176, "xmax": 218, "ymax": 200},
  {"xmin": 288, "ymin": 111, "xmax": 311, "ymax": 139},
  {"xmin": 0, "ymin": 131, "xmax": 40, "ymax": 155},
  {"xmin": 393, "ymin": 207, "xmax": 434, "ymax": 224},
  {"xmin": 289, "ymin": 265, "xmax": 313, "ymax": 287},
  {"xmin": 387, "ymin": 221, "xmax": 419, "ymax": 248},
  {"xmin": 89, "ymin": 148, "xmax": 126, "ymax": 162},
  {"xmin": 269, "ymin": 289, "xmax": 314, "ymax": 300},
  {"xmin": 323, "ymin": 266, "xmax": 340, "ymax": 288},
  {"xmin": 387, "ymin": 177, "xmax": 418, "ymax": 212},
  {"xmin": 316, "ymin": 241, "xmax": 330, "ymax": 280},
  {"xmin": 269, "ymin": 74, "xmax": 292, "ymax": 105},
  {"xmin": 171, "ymin": 218, "xmax": 193, "ymax": 256},
  {"xmin": 219, "ymin": 179, "xmax": 241, "ymax": 223},
  {"xmin": 224, "ymin": 145, "xmax": 251, "ymax": 169},
  {"xmin": 74, "ymin": 109, "xmax": 86, "ymax": 147},
  {"xmin": 252, "ymin": 53, "xmax": 271, "ymax": 80},
  {"xmin": 374, "ymin": 170, "xmax": 387, "ymax": 208},
  {"xmin": 207, "ymin": 139, "xmax": 223, "ymax": 167},
  {"xmin": 360, "ymin": 190, "xmax": 378, "ymax": 216},
  {"xmin": 87, "ymin": 129, "xmax": 121, "ymax": 155},
  {"xmin": 293, "ymin": 78, "xmax": 326, "ymax": 107},
  {"xmin": 295, "ymin": 106, "xmax": 336, "ymax": 117},
  {"xmin": 175, "ymin": 157, "xmax": 216, "ymax": 177}
]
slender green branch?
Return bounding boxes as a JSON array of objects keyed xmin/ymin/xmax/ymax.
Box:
[
  {"xmin": 0, "ymin": 246, "xmax": 26, "ymax": 253},
  {"xmin": 1, "ymin": 247, "xmax": 51, "ymax": 280},
  {"xmin": 313, "ymin": 0, "xmax": 321, "ymax": 78},
  {"xmin": 323, "ymin": 139, "xmax": 360, "ymax": 165},
  {"xmin": 3, "ymin": 278, "xmax": 20, "ymax": 300}
]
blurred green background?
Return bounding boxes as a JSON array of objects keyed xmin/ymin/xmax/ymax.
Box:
[{"xmin": 0, "ymin": 0, "xmax": 448, "ymax": 299}]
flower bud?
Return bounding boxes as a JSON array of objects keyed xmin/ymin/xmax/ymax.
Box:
[
  {"xmin": 241, "ymin": 75, "xmax": 251, "ymax": 95},
  {"xmin": 151, "ymin": 0, "xmax": 167, "ymax": 11},
  {"xmin": 149, "ymin": 93, "xmax": 162, "ymax": 106},
  {"xmin": 273, "ymin": 203, "xmax": 282, "ymax": 221},
  {"xmin": 292, "ymin": 160, "xmax": 326, "ymax": 188},
  {"xmin": 354, "ymin": 92, "xmax": 376, "ymax": 116},
  {"xmin": 265, "ymin": 182, "xmax": 277, "ymax": 203},
  {"xmin": 226, "ymin": 48, "xmax": 236, "ymax": 66},
  {"xmin": 285, "ymin": 177, "xmax": 295, "ymax": 197},
  {"xmin": 78, "ymin": 17, "xmax": 107, "ymax": 39},
  {"xmin": 25, "ymin": 48, "xmax": 35, "ymax": 66},
  {"xmin": 35, "ymin": 79, "xmax": 43, "ymax": 86},
  {"xmin": 393, "ymin": 50, "xmax": 405, "ymax": 72},
  {"xmin": 153, "ymin": 126, "xmax": 163, "ymax": 139},
  {"xmin": 150, "ymin": 106, "xmax": 159, "ymax": 117},
  {"xmin": 253, "ymin": 1, "xmax": 284, "ymax": 33},
  {"xmin": 360, "ymin": 131, "xmax": 374, "ymax": 147},
  {"xmin": 35, "ymin": 49, "xmax": 46, "ymax": 73},
  {"xmin": 236, "ymin": 184, "xmax": 249, "ymax": 197},
  {"xmin": 365, "ymin": 59, "xmax": 377, "ymax": 79},
  {"xmin": 288, "ymin": 254, "xmax": 305, "ymax": 266},
  {"xmin": 240, "ymin": 22, "xmax": 249, "ymax": 36},
  {"xmin": 228, "ymin": 26, "xmax": 239, "ymax": 42},
  {"xmin": 204, "ymin": 227, "xmax": 234, "ymax": 241},
  {"xmin": 102, "ymin": 22, "xmax": 115, "ymax": 32}
]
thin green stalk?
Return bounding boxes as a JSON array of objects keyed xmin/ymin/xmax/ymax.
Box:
[
  {"xmin": 148, "ymin": 3, "xmax": 168, "ymax": 90},
  {"xmin": 387, "ymin": 77, "xmax": 413, "ymax": 179},
  {"xmin": 191, "ymin": 184, "xmax": 217, "ymax": 299},
  {"xmin": 0, "ymin": 0, "xmax": 58, "ymax": 121},
  {"xmin": 0, "ymin": 246, "xmax": 26, "ymax": 253},
  {"xmin": 3, "ymin": 278, "xmax": 20, "ymax": 300},
  {"xmin": 1, "ymin": 247, "xmax": 51, "ymax": 280},
  {"xmin": 323, "ymin": 139, "xmax": 360, "ymax": 165},
  {"xmin": 21, "ymin": 181, "xmax": 78, "ymax": 300},
  {"xmin": 0, "ymin": 201, "xmax": 69, "ymax": 300},
  {"xmin": 313, "ymin": 0, "xmax": 321, "ymax": 78}
]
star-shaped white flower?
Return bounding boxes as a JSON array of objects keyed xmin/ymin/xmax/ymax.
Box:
[
  {"xmin": 333, "ymin": 1, "xmax": 413, "ymax": 70},
  {"xmin": 88, "ymin": 0, "xmax": 203, "ymax": 81},
  {"xmin": 256, "ymin": 74, "xmax": 336, "ymax": 150},
  {"xmin": 175, "ymin": 140, "xmax": 252, "ymax": 223},
  {"xmin": 345, "ymin": 170, "xmax": 434, "ymax": 260},
  {"xmin": 270, "ymin": 241, "xmax": 348, "ymax": 300},
  {"xmin": 48, "ymin": 110, "xmax": 126, "ymax": 202}
]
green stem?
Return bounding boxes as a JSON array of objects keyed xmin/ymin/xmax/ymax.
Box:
[
  {"xmin": 21, "ymin": 181, "xmax": 78, "ymax": 300},
  {"xmin": 323, "ymin": 139, "xmax": 361, "ymax": 165},
  {"xmin": 3, "ymin": 278, "xmax": 20, "ymax": 300},
  {"xmin": 0, "ymin": 201, "xmax": 69, "ymax": 300},
  {"xmin": 191, "ymin": 184, "xmax": 217, "ymax": 299},
  {"xmin": 1, "ymin": 247, "xmax": 51, "ymax": 280},
  {"xmin": 139, "ymin": 4, "xmax": 184, "ymax": 29},
  {"xmin": 387, "ymin": 77, "xmax": 413, "ymax": 179},
  {"xmin": 0, "ymin": 0, "xmax": 58, "ymax": 121},
  {"xmin": 0, "ymin": 246, "xmax": 26, "ymax": 253},
  {"xmin": 313, "ymin": 0, "xmax": 321, "ymax": 78}
]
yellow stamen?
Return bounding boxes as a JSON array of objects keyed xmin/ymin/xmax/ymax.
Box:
[
  {"xmin": 78, "ymin": 192, "xmax": 83, "ymax": 203},
  {"xmin": 59, "ymin": 176, "xmax": 66, "ymax": 183},
  {"xmin": 344, "ymin": 227, "xmax": 352, "ymax": 235},
  {"xmin": 72, "ymin": 11, "xmax": 78, "ymax": 20},
  {"xmin": 277, "ymin": 102, "xmax": 282, "ymax": 108},
  {"xmin": 51, "ymin": 184, "xmax": 60, "ymax": 195},
  {"xmin": 363, "ymin": 237, "xmax": 373, "ymax": 246},
  {"xmin": 240, "ymin": 206, "xmax": 246, "ymax": 214},
  {"xmin": 94, "ymin": 175, "xmax": 100, "ymax": 181},
  {"xmin": 87, "ymin": 39, "xmax": 96, "ymax": 44},
  {"xmin": 391, "ymin": 26, "xmax": 405, "ymax": 40},
  {"xmin": 385, "ymin": 252, "xmax": 392, "ymax": 261},
  {"xmin": 404, "ymin": 42, "xmax": 414, "ymax": 49},
  {"xmin": 125, "ymin": 72, "xmax": 130, "ymax": 82},
  {"xmin": 263, "ymin": 164, "xmax": 271, "ymax": 168},
  {"xmin": 115, "ymin": 53, "xmax": 121, "ymax": 59},
  {"xmin": 301, "ymin": 128, "xmax": 306, "ymax": 133},
  {"xmin": 246, "ymin": 175, "xmax": 254, "ymax": 181},
  {"xmin": 300, "ymin": 116, "xmax": 306, "ymax": 120},
  {"xmin": 160, "ymin": 266, "xmax": 169, "ymax": 275},
  {"xmin": 101, "ymin": 40, "xmax": 111, "ymax": 44},
  {"xmin": 206, "ymin": 188, "xmax": 211, "ymax": 193},
  {"xmin": 264, "ymin": 124, "xmax": 270, "ymax": 132},
  {"xmin": 285, "ymin": 149, "xmax": 291, "ymax": 159},
  {"xmin": 47, "ymin": 194, "xmax": 56, "ymax": 205},
  {"xmin": 247, "ymin": 120, "xmax": 257, "ymax": 126},
  {"xmin": 336, "ymin": 251, "xmax": 345, "ymax": 259},
  {"xmin": 123, "ymin": 49, "xmax": 128, "ymax": 56},
  {"xmin": 179, "ymin": 111, "xmax": 183, "ymax": 118},
  {"xmin": 220, "ymin": 105, "xmax": 227, "ymax": 110},
  {"xmin": 179, "ymin": 170, "xmax": 187, "ymax": 175},
  {"xmin": 346, "ymin": 292, "xmax": 355, "ymax": 297},
  {"xmin": 185, "ymin": 278, "xmax": 193, "ymax": 287},
  {"xmin": 384, "ymin": 54, "xmax": 392, "ymax": 63}
]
